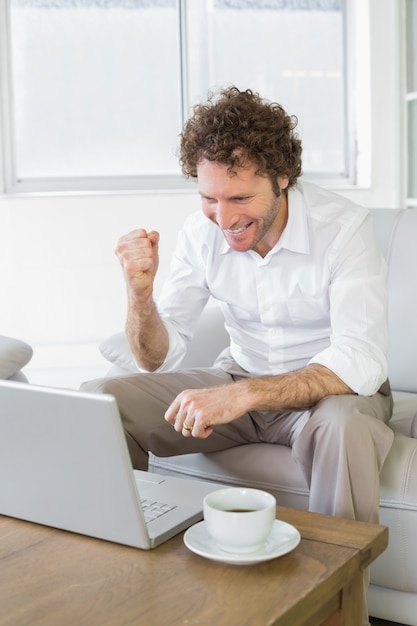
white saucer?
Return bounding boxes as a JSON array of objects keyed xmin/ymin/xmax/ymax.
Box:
[{"xmin": 183, "ymin": 519, "xmax": 301, "ymax": 565}]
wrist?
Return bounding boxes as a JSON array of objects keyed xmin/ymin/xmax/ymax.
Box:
[
  {"xmin": 233, "ymin": 378, "xmax": 259, "ymax": 413},
  {"xmin": 127, "ymin": 289, "xmax": 155, "ymax": 316}
]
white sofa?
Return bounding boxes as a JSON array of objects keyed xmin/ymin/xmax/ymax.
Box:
[{"xmin": 100, "ymin": 208, "xmax": 417, "ymax": 626}]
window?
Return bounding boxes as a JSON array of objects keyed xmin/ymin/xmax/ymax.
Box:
[
  {"xmin": 1, "ymin": 0, "xmax": 183, "ymax": 192},
  {"xmin": 185, "ymin": 0, "xmax": 346, "ymax": 179},
  {"xmin": 0, "ymin": 0, "xmax": 350, "ymax": 194},
  {"xmin": 406, "ymin": 0, "xmax": 417, "ymax": 206}
]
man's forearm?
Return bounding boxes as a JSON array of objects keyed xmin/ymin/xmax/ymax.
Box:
[
  {"xmin": 125, "ymin": 294, "xmax": 169, "ymax": 371},
  {"xmin": 239, "ymin": 364, "xmax": 354, "ymax": 413},
  {"xmin": 164, "ymin": 363, "xmax": 355, "ymax": 439}
]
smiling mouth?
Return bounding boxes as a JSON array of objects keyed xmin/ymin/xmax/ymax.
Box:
[{"xmin": 225, "ymin": 222, "xmax": 253, "ymax": 235}]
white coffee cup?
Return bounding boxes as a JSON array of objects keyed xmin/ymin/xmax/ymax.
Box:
[{"xmin": 203, "ymin": 487, "xmax": 276, "ymax": 554}]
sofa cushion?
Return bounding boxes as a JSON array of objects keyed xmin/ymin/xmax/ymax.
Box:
[
  {"xmin": 411, "ymin": 413, "xmax": 417, "ymax": 438},
  {"xmin": 0, "ymin": 335, "xmax": 33, "ymax": 379}
]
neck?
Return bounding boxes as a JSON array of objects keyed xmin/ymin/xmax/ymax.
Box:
[{"xmin": 253, "ymin": 191, "xmax": 288, "ymax": 258}]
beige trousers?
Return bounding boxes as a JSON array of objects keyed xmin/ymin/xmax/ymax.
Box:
[{"xmin": 81, "ymin": 366, "xmax": 393, "ymax": 626}]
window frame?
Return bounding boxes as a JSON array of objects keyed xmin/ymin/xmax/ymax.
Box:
[
  {"xmin": 405, "ymin": 0, "xmax": 417, "ymax": 207},
  {"xmin": 0, "ymin": 0, "xmax": 364, "ymax": 196}
]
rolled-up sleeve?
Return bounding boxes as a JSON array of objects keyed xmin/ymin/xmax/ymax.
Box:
[{"xmin": 309, "ymin": 215, "xmax": 388, "ymax": 395}]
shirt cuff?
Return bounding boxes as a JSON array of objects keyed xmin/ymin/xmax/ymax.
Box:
[{"xmin": 309, "ymin": 346, "xmax": 387, "ymax": 396}]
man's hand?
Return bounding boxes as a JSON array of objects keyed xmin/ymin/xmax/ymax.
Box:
[
  {"xmin": 164, "ymin": 385, "xmax": 245, "ymax": 438},
  {"xmin": 115, "ymin": 229, "xmax": 160, "ymax": 300}
]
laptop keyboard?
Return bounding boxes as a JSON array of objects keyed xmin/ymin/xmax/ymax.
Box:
[{"xmin": 141, "ymin": 499, "xmax": 177, "ymax": 523}]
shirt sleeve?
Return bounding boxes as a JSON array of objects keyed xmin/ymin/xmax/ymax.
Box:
[{"xmin": 308, "ymin": 214, "xmax": 388, "ymax": 396}]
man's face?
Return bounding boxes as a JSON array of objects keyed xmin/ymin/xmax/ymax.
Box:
[{"xmin": 197, "ymin": 159, "xmax": 289, "ymax": 257}]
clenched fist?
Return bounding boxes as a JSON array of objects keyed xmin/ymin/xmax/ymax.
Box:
[{"xmin": 115, "ymin": 229, "xmax": 160, "ymax": 300}]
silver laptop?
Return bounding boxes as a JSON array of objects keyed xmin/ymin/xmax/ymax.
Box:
[{"xmin": 0, "ymin": 379, "xmax": 225, "ymax": 549}]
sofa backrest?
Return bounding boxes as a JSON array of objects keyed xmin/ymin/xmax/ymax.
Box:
[
  {"xmin": 180, "ymin": 305, "xmax": 229, "ymax": 369},
  {"xmin": 371, "ymin": 208, "xmax": 417, "ymax": 393}
]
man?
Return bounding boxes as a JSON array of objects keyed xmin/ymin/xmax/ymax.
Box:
[{"xmin": 83, "ymin": 87, "xmax": 393, "ymax": 625}]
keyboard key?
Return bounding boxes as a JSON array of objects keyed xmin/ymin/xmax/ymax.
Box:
[{"xmin": 141, "ymin": 499, "xmax": 176, "ymax": 523}]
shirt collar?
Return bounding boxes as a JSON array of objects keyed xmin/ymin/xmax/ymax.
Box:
[{"xmin": 276, "ymin": 183, "xmax": 310, "ymax": 255}]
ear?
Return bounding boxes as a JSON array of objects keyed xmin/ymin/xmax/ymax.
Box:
[{"xmin": 277, "ymin": 175, "xmax": 289, "ymax": 191}]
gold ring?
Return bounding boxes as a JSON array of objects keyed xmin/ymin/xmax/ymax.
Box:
[{"xmin": 182, "ymin": 422, "xmax": 193, "ymax": 432}]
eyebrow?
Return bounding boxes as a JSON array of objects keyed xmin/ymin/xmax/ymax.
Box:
[{"xmin": 199, "ymin": 192, "xmax": 254, "ymax": 200}]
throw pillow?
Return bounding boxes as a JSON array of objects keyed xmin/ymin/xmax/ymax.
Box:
[
  {"xmin": 0, "ymin": 335, "xmax": 33, "ymax": 379},
  {"xmin": 99, "ymin": 332, "xmax": 138, "ymax": 372}
]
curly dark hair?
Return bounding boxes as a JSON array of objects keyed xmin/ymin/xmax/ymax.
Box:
[{"xmin": 179, "ymin": 87, "xmax": 303, "ymax": 192}]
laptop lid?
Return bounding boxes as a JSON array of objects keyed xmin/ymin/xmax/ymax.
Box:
[{"xmin": 0, "ymin": 380, "xmax": 221, "ymax": 549}]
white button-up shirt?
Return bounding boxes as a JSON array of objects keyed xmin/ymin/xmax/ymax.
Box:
[{"xmin": 155, "ymin": 181, "xmax": 388, "ymax": 396}]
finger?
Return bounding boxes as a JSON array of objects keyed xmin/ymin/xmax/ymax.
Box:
[
  {"xmin": 147, "ymin": 231, "xmax": 160, "ymax": 274},
  {"xmin": 164, "ymin": 397, "xmax": 181, "ymax": 426},
  {"xmin": 115, "ymin": 228, "xmax": 148, "ymax": 252},
  {"xmin": 174, "ymin": 408, "xmax": 192, "ymax": 433},
  {"xmin": 181, "ymin": 421, "xmax": 194, "ymax": 437},
  {"xmin": 147, "ymin": 230, "xmax": 160, "ymax": 246},
  {"xmin": 192, "ymin": 423, "xmax": 213, "ymax": 439}
]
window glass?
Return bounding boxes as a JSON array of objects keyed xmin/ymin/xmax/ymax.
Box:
[
  {"xmin": 186, "ymin": 0, "xmax": 345, "ymax": 177},
  {"xmin": 9, "ymin": 0, "xmax": 180, "ymax": 179},
  {"xmin": 406, "ymin": 0, "xmax": 417, "ymax": 92},
  {"xmin": 4, "ymin": 0, "xmax": 347, "ymax": 191},
  {"xmin": 406, "ymin": 0, "xmax": 417, "ymax": 201},
  {"xmin": 408, "ymin": 100, "xmax": 417, "ymax": 199}
]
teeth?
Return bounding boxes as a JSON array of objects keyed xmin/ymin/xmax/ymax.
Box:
[{"xmin": 227, "ymin": 224, "xmax": 249, "ymax": 234}]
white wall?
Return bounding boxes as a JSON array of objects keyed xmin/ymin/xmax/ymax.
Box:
[
  {"xmin": 0, "ymin": 190, "xmax": 199, "ymax": 343},
  {"xmin": 0, "ymin": 190, "xmax": 202, "ymax": 384},
  {"xmin": 0, "ymin": 0, "xmax": 405, "ymax": 381}
]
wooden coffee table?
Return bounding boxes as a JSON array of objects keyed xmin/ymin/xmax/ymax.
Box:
[{"xmin": 0, "ymin": 506, "xmax": 387, "ymax": 626}]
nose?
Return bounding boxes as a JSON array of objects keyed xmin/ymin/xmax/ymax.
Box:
[{"xmin": 211, "ymin": 201, "xmax": 238, "ymax": 230}]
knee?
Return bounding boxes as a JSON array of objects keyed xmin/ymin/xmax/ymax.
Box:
[{"xmin": 309, "ymin": 396, "xmax": 367, "ymax": 440}]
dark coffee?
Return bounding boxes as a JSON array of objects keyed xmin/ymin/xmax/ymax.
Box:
[{"xmin": 227, "ymin": 508, "xmax": 257, "ymax": 513}]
